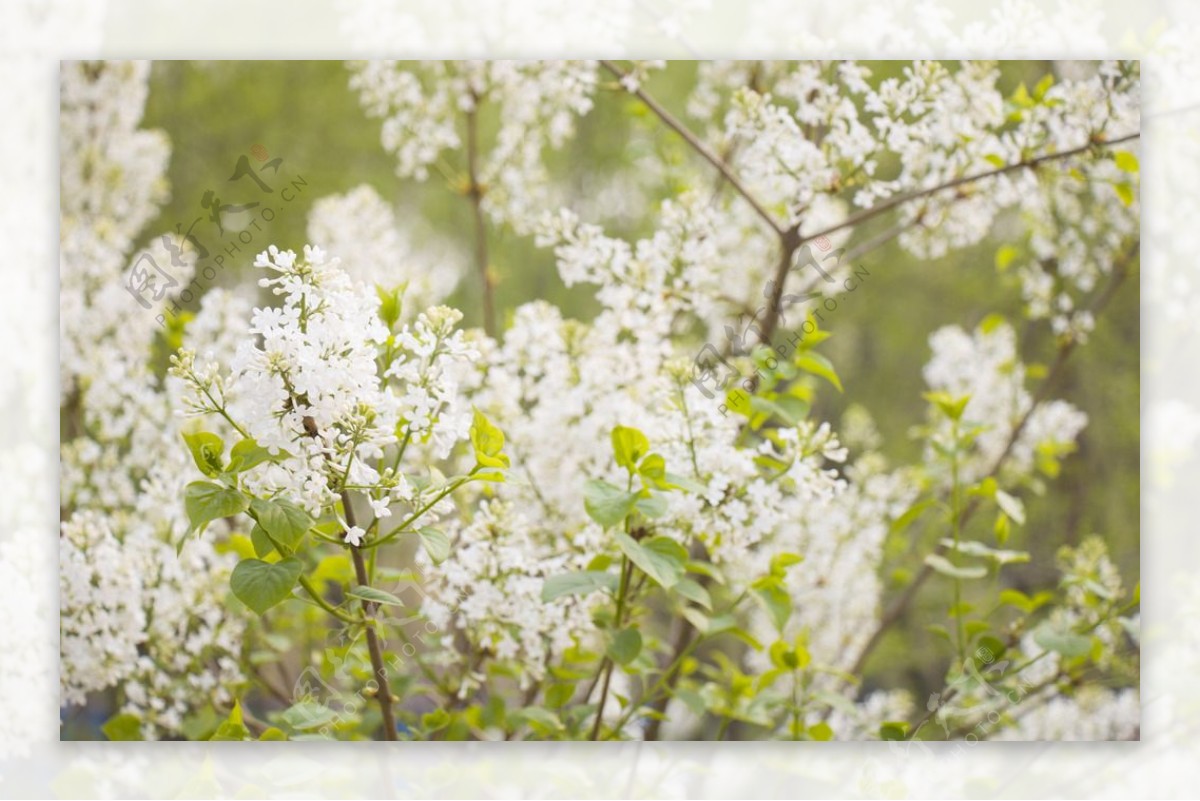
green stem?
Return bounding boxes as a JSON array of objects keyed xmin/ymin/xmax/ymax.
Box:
[
  {"xmin": 360, "ymin": 477, "xmax": 470, "ymax": 550},
  {"xmin": 590, "ymin": 555, "xmax": 632, "ymax": 740},
  {"xmin": 950, "ymin": 418, "xmax": 965, "ymax": 666},
  {"xmin": 297, "ymin": 575, "xmax": 361, "ymax": 625}
]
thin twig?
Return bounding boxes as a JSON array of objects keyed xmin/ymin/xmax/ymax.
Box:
[
  {"xmin": 343, "ymin": 491, "xmax": 400, "ymax": 741},
  {"xmin": 465, "ymin": 92, "xmax": 497, "ymax": 337},
  {"xmin": 762, "ymin": 132, "xmax": 1139, "ymax": 343},
  {"xmin": 600, "ymin": 59, "xmax": 784, "ymax": 239},
  {"xmin": 802, "ymin": 132, "xmax": 1141, "ymax": 248}
]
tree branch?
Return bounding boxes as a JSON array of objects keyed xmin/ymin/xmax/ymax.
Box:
[
  {"xmin": 465, "ymin": 93, "xmax": 497, "ymax": 337},
  {"xmin": 803, "ymin": 131, "xmax": 1141, "ymax": 248},
  {"xmin": 344, "ymin": 491, "xmax": 400, "ymax": 741},
  {"xmin": 600, "ymin": 59, "xmax": 784, "ymax": 239}
]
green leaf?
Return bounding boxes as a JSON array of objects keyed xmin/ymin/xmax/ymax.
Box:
[
  {"xmin": 184, "ymin": 481, "xmax": 249, "ymax": 537},
  {"xmin": 879, "ymin": 721, "xmax": 909, "ymax": 741},
  {"xmin": 923, "ymin": 391, "xmax": 970, "ymax": 422},
  {"xmin": 101, "ymin": 713, "xmax": 143, "ymax": 741},
  {"xmin": 249, "ymin": 498, "xmax": 312, "ymax": 555},
  {"xmin": 974, "ymin": 635, "xmax": 1007, "ymax": 667},
  {"xmin": 585, "ymin": 554, "xmax": 614, "ymax": 572},
  {"xmin": 278, "ymin": 699, "xmax": 338, "ymax": 731},
  {"xmin": 751, "ymin": 576, "xmax": 792, "ymax": 632},
  {"xmin": 250, "ymin": 524, "xmax": 275, "ymax": 558},
  {"xmin": 376, "ymin": 283, "xmax": 404, "ymax": 329},
  {"xmin": 209, "ymin": 701, "xmax": 251, "ymax": 741},
  {"xmin": 994, "ymin": 512, "xmax": 1011, "ymax": 545},
  {"xmin": 926, "ymin": 623, "xmax": 951, "ymax": 642},
  {"xmin": 1011, "ymin": 82, "xmax": 1033, "ymax": 108},
  {"xmin": 421, "ymin": 708, "xmax": 451, "ymax": 732},
  {"xmin": 890, "ymin": 498, "xmax": 937, "ymax": 534},
  {"xmin": 230, "ymin": 557, "xmax": 303, "ymax": 615},
  {"xmin": 614, "ymin": 532, "xmax": 687, "ymax": 589},
  {"xmin": 634, "ymin": 493, "xmax": 668, "ymax": 519},
  {"xmin": 924, "ymin": 554, "xmax": 987, "ymax": 580},
  {"xmin": 794, "ymin": 352, "xmax": 842, "ymax": 392},
  {"xmin": 662, "ymin": 471, "xmax": 707, "ymax": 495},
  {"xmin": 347, "ymin": 585, "xmax": 405, "ymax": 607},
  {"xmin": 769, "ymin": 552, "xmax": 803, "ymax": 576},
  {"xmin": 515, "ymin": 706, "xmax": 564, "ymax": 733},
  {"xmin": 769, "ymin": 639, "xmax": 798, "ymax": 669},
  {"xmin": 418, "ymin": 527, "xmax": 451, "ymax": 565},
  {"xmin": 541, "ymin": 570, "xmax": 619, "ymax": 602},
  {"xmin": 258, "ymin": 727, "xmax": 288, "ymax": 741},
  {"xmin": 672, "ymin": 577, "xmax": 712, "ymax": 610},
  {"xmin": 1033, "ymin": 620, "xmax": 1092, "ymax": 659},
  {"xmin": 583, "ymin": 479, "xmax": 638, "ymax": 528},
  {"xmin": 808, "ymin": 722, "xmax": 834, "ymax": 741},
  {"xmin": 994, "ymin": 490, "xmax": 1026, "ymax": 526},
  {"xmin": 994, "ymin": 245, "xmax": 1020, "ymax": 272},
  {"xmin": 638, "ymin": 453, "xmax": 666, "ymax": 485},
  {"xmin": 682, "ymin": 607, "xmax": 710, "ymax": 633},
  {"xmin": 611, "ymin": 425, "xmax": 650, "ymax": 471},
  {"xmin": 1113, "ymin": 150, "xmax": 1139, "ymax": 174},
  {"xmin": 223, "ymin": 533, "xmax": 256, "ymax": 560},
  {"xmin": 607, "ymin": 626, "xmax": 643, "ymax": 665},
  {"xmin": 1033, "ymin": 73, "xmax": 1055, "ymax": 101},
  {"xmin": 182, "ymin": 431, "xmax": 225, "ymax": 477},
  {"xmin": 1114, "ymin": 182, "xmax": 1135, "ymax": 206},
  {"xmin": 470, "ymin": 408, "xmax": 510, "ymax": 469},
  {"xmin": 180, "ymin": 706, "xmax": 220, "ymax": 741},
  {"xmin": 939, "ymin": 538, "xmax": 1029, "ymax": 566},
  {"xmin": 227, "ymin": 438, "xmax": 286, "ymax": 473},
  {"xmin": 983, "ymin": 154, "xmax": 1006, "ymax": 168}
]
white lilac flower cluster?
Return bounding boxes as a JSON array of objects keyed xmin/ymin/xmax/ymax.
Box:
[
  {"xmin": 411, "ymin": 196, "xmax": 920, "ymax": 717},
  {"xmin": 60, "ymin": 59, "xmax": 1138, "ymax": 741},
  {"xmin": 59, "ymin": 61, "xmax": 250, "ymax": 738},
  {"xmin": 922, "ymin": 320, "xmax": 1089, "ymax": 486},
  {"xmin": 173, "ymin": 245, "xmax": 478, "ymax": 518},
  {"xmin": 535, "ymin": 192, "xmax": 777, "ymax": 354},
  {"xmin": 348, "ymin": 60, "xmax": 598, "ymax": 231},
  {"xmin": 695, "ymin": 60, "xmax": 1139, "ymax": 337}
]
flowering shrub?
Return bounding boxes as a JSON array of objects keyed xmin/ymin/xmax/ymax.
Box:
[{"xmin": 60, "ymin": 59, "xmax": 1140, "ymax": 741}]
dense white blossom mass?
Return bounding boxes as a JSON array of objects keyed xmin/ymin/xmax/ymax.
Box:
[{"xmin": 60, "ymin": 59, "xmax": 1139, "ymax": 742}]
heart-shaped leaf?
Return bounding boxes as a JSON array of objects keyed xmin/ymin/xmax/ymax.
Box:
[
  {"xmin": 249, "ymin": 498, "xmax": 312, "ymax": 555},
  {"xmin": 230, "ymin": 557, "xmax": 302, "ymax": 615},
  {"xmin": 185, "ymin": 481, "xmax": 248, "ymax": 537}
]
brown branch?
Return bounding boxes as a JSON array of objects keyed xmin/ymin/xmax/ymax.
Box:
[
  {"xmin": 847, "ymin": 241, "xmax": 1138, "ymax": 679},
  {"xmin": 642, "ymin": 615, "xmax": 694, "ymax": 741},
  {"xmin": 465, "ymin": 94, "xmax": 497, "ymax": 337},
  {"xmin": 344, "ymin": 491, "xmax": 399, "ymax": 741},
  {"xmin": 600, "ymin": 59, "xmax": 784, "ymax": 239},
  {"xmin": 758, "ymin": 224, "xmax": 804, "ymax": 345},
  {"xmin": 764, "ymin": 132, "xmax": 1139, "ymax": 343},
  {"xmin": 802, "ymin": 131, "xmax": 1141, "ymax": 249}
]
